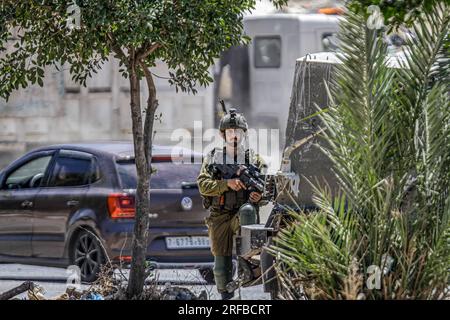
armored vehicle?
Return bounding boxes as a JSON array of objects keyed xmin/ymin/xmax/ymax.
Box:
[{"xmin": 231, "ymin": 50, "xmax": 406, "ymax": 299}]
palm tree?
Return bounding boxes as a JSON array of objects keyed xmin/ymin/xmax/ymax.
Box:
[{"xmin": 271, "ymin": 2, "xmax": 449, "ymax": 299}]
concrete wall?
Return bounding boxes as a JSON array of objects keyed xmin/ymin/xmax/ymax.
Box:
[{"xmin": 0, "ymin": 55, "xmax": 214, "ymax": 169}]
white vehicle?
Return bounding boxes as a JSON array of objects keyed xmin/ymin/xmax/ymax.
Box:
[{"xmin": 216, "ymin": 13, "xmax": 340, "ymax": 145}]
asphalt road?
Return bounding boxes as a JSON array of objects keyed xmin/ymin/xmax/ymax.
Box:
[{"xmin": 0, "ymin": 263, "xmax": 270, "ymax": 300}]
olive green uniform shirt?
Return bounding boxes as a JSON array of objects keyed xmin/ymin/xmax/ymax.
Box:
[{"xmin": 197, "ymin": 147, "xmax": 266, "ymax": 256}]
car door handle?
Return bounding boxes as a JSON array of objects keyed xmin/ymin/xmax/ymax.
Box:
[
  {"xmin": 21, "ymin": 200, "xmax": 33, "ymax": 208},
  {"xmin": 66, "ymin": 200, "xmax": 79, "ymax": 207}
]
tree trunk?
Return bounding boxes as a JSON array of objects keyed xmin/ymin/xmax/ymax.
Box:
[
  {"xmin": 126, "ymin": 55, "xmax": 151, "ymax": 299},
  {"xmin": 140, "ymin": 62, "xmax": 158, "ymax": 170}
]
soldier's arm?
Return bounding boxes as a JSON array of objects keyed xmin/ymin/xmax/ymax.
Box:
[{"xmin": 197, "ymin": 156, "xmax": 229, "ymax": 197}]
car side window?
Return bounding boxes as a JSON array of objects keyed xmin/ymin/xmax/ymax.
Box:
[
  {"xmin": 4, "ymin": 155, "xmax": 52, "ymax": 189},
  {"xmin": 49, "ymin": 152, "xmax": 98, "ymax": 187}
]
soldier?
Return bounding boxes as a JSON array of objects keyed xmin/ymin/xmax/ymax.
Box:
[{"xmin": 197, "ymin": 108, "xmax": 267, "ymax": 300}]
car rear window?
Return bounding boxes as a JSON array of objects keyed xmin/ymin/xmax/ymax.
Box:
[{"xmin": 117, "ymin": 162, "xmax": 201, "ymax": 189}]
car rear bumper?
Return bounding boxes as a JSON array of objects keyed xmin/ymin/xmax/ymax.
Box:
[
  {"xmin": 101, "ymin": 221, "xmax": 214, "ymax": 268},
  {"xmin": 147, "ymin": 261, "xmax": 215, "ymax": 270}
]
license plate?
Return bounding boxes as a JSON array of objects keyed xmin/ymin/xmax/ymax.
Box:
[{"xmin": 165, "ymin": 236, "xmax": 210, "ymax": 249}]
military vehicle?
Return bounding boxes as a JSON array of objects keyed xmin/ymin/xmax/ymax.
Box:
[
  {"xmin": 215, "ymin": 13, "xmax": 340, "ymax": 139},
  {"xmin": 229, "ymin": 50, "xmax": 406, "ymax": 299},
  {"xmin": 224, "ymin": 52, "xmax": 338, "ymax": 299}
]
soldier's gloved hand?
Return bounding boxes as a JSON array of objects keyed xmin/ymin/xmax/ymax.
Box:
[
  {"xmin": 227, "ymin": 179, "xmax": 246, "ymax": 191},
  {"xmin": 249, "ymin": 192, "xmax": 262, "ymax": 203}
]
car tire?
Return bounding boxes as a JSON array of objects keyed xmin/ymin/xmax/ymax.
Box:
[{"xmin": 70, "ymin": 229, "xmax": 106, "ymax": 283}]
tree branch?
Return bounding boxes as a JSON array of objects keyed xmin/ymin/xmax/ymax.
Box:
[
  {"xmin": 0, "ymin": 281, "xmax": 35, "ymax": 300},
  {"xmin": 106, "ymin": 32, "xmax": 129, "ymax": 69},
  {"xmin": 137, "ymin": 43, "xmax": 161, "ymax": 61},
  {"xmin": 139, "ymin": 60, "xmax": 158, "ymax": 169}
]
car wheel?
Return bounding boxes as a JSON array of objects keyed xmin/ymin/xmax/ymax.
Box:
[{"xmin": 70, "ymin": 229, "xmax": 106, "ymax": 283}]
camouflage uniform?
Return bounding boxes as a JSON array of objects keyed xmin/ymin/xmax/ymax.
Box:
[{"xmin": 197, "ymin": 146, "xmax": 266, "ymax": 294}]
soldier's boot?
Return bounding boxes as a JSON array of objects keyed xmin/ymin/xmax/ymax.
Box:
[
  {"xmin": 226, "ymin": 256, "xmax": 259, "ymax": 292},
  {"xmin": 221, "ymin": 291, "xmax": 234, "ymax": 300},
  {"xmin": 213, "ymin": 255, "xmax": 234, "ymax": 299},
  {"xmin": 227, "ymin": 203, "xmax": 260, "ymax": 292}
]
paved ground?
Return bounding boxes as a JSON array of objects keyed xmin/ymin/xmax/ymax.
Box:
[
  {"xmin": 0, "ymin": 201, "xmax": 274, "ymax": 300},
  {"xmin": 0, "ymin": 264, "xmax": 270, "ymax": 300}
]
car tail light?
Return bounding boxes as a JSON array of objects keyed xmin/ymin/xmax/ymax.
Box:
[
  {"xmin": 114, "ymin": 255, "xmax": 132, "ymax": 263},
  {"xmin": 108, "ymin": 193, "xmax": 135, "ymax": 219}
]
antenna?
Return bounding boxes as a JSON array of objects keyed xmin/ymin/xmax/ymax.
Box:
[{"xmin": 219, "ymin": 100, "xmax": 227, "ymax": 114}]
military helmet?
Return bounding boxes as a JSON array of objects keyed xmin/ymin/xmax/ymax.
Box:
[{"xmin": 219, "ymin": 108, "xmax": 248, "ymax": 132}]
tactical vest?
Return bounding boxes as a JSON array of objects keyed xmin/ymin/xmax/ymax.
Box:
[{"xmin": 208, "ymin": 147, "xmax": 251, "ymax": 213}]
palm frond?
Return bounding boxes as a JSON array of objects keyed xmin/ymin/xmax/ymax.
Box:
[{"xmin": 273, "ymin": 3, "xmax": 449, "ymax": 300}]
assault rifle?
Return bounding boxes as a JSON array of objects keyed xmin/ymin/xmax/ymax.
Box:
[{"xmin": 208, "ymin": 163, "xmax": 265, "ymax": 194}]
